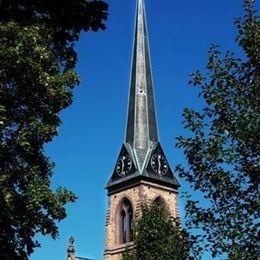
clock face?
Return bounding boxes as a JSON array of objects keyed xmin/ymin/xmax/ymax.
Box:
[
  {"xmin": 116, "ymin": 155, "xmax": 132, "ymax": 177},
  {"xmin": 151, "ymin": 154, "xmax": 168, "ymax": 175}
]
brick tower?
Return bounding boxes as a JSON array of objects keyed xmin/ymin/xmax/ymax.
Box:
[{"xmin": 104, "ymin": 1, "xmax": 180, "ymax": 259}]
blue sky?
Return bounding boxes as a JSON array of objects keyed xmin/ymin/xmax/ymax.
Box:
[{"xmin": 31, "ymin": 0, "xmax": 257, "ymax": 259}]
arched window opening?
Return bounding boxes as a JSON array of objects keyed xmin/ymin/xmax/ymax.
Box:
[
  {"xmin": 128, "ymin": 207, "xmax": 134, "ymax": 241},
  {"xmin": 121, "ymin": 210, "xmax": 127, "ymax": 243},
  {"xmin": 119, "ymin": 198, "xmax": 134, "ymax": 244},
  {"xmin": 153, "ymin": 196, "xmax": 165, "ymax": 208}
]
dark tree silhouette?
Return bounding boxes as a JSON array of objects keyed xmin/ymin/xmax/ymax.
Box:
[
  {"xmin": 176, "ymin": 1, "xmax": 259, "ymax": 258},
  {"xmin": 0, "ymin": 1, "xmax": 108, "ymax": 259}
]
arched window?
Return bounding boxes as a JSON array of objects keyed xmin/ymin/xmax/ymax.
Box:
[
  {"xmin": 119, "ymin": 198, "xmax": 134, "ymax": 244},
  {"xmin": 153, "ymin": 196, "xmax": 165, "ymax": 208}
]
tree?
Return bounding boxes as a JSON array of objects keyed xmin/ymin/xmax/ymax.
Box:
[
  {"xmin": 176, "ymin": 0, "xmax": 259, "ymax": 258},
  {"xmin": 123, "ymin": 203, "xmax": 192, "ymax": 260},
  {"xmin": 0, "ymin": 1, "xmax": 108, "ymax": 259}
]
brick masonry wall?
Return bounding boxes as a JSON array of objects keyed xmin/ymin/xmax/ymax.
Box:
[{"xmin": 104, "ymin": 181, "xmax": 179, "ymax": 260}]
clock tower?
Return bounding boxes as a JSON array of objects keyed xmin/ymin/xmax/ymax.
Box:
[{"xmin": 104, "ymin": 1, "xmax": 180, "ymax": 259}]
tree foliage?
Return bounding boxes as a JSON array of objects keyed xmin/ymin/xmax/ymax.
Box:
[
  {"xmin": 0, "ymin": 0, "xmax": 108, "ymax": 259},
  {"xmin": 123, "ymin": 203, "xmax": 192, "ymax": 260},
  {"xmin": 176, "ymin": 1, "xmax": 259, "ymax": 258}
]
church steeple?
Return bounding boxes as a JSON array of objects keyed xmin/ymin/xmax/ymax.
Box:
[
  {"xmin": 104, "ymin": 2, "xmax": 180, "ymax": 259},
  {"xmin": 106, "ymin": 0, "xmax": 179, "ymax": 192},
  {"xmin": 126, "ymin": 0, "xmax": 158, "ymax": 171}
]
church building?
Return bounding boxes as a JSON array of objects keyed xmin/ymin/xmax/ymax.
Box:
[{"xmin": 104, "ymin": 0, "xmax": 180, "ymax": 259}]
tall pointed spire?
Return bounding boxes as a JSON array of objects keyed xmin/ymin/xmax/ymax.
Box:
[
  {"xmin": 126, "ymin": 0, "xmax": 158, "ymax": 170},
  {"xmin": 106, "ymin": 0, "xmax": 180, "ymax": 190},
  {"xmin": 104, "ymin": 3, "xmax": 180, "ymax": 258}
]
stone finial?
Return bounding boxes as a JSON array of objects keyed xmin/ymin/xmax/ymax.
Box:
[{"xmin": 66, "ymin": 236, "xmax": 76, "ymax": 260}]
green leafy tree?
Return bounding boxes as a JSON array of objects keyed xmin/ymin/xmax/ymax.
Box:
[
  {"xmin": 176, "ymin": 1, "xmax": 259, "ymax": 259},
  {"xmin": 123, "ymin": 203, "xmax": 192, "ymax": 260},
  {"xmin": 0, "ymin": 1, "xmax": 108, "ymax": 259}
]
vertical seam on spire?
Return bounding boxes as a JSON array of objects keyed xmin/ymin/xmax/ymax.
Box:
[
  {"xmin": 143, "ymin": 0, "xmax": 160, "ymax": 142},
  {"xmin": 142, "ymin": 0, "xmax": 151, "ymax": 173}
]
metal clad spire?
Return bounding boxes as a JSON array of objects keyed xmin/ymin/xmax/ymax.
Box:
[
  {"xmin": 126, "ymin": 0, "xmax": 158, "ymax": 170},
  {"xmin": 106, "ymin": 0, "xmax": 180, "ymax": 191}
]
